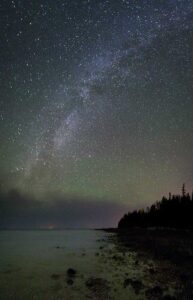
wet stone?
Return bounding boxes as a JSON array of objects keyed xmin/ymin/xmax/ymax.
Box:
[
  {"xmin": 131, "ymin": 280, "xmax": 144, "ymax": 294},
  {"xmin": 67, "ymin": 279, "xmax": 74, "ymax": 285},
  {"xmin": 135, "ymin": 260, "xmax": 139, "ymax": 266},
  {"xmin": 124, "ymin": 278, "xmax": 133, "ymax": 288},
  {"xmin": 123, "ymin": 278, "xmax": 144, "ymax": 294},
  {"xmin": 112, "ymin": 255, "xmax": 124, "ymax": 262},
  {"xmin": 67, "ymin": 268, "xmax": 76, "ymax": 277},
  {"xmin": 162, "ymin": 295, "xmax": 177, "ymax": 300},
  {"xmin": 85, "ymin": 277, "xmax": 110, "ymax": 298},
  {"xmin": 145, "ymin": 285, "xmax": 163, "ymax": 299}
]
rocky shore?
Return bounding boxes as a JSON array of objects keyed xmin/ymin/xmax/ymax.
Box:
[
  {"xmin": 1, "ymin": 229, "xmax": 193, "ymax": 299},
  {"xmin": 102, "ymin": 227, "xmax": 193, "ymax": 299}
]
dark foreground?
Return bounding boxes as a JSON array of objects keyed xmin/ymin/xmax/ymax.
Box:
[
  {"xmin": 105, "ymin": 228, "xmax": 193, "ymax": 300},
  {"xmin": 0, "ymin": 229, "xmax": 193, "ymax": 299}
]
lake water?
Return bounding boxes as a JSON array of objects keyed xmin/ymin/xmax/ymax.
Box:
[{"xmin": 0, "ymin": 230, "xmax": 176, "ymax": 300}]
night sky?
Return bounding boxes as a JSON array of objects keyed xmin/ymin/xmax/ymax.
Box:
[{"xmin": 0, "ymin": 0, "xmax": 193, "ymax": 228}]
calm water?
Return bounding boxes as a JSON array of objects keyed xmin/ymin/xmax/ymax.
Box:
[
  {"xmin": 0, "ymin": 230, "xmax": 173, "ymax": 300},
  {"xmin": 0, "ymin": 230, "xmax": 119, "ymax": 300}
]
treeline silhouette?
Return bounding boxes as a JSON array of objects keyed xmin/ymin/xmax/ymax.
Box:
[{"xmin": 118, "ymin": 184, "xmax": 193, "ymax": 229}]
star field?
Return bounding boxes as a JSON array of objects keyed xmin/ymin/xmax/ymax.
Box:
[{"xmin": 0, "ymin": 0, "xmax": 193, "ymax": 224}]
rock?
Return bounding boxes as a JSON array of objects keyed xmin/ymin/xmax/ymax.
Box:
[
  {"xmin": 145, "ymin": 285, "xmax": 163, "ymax": 298},
  {"xmin": 67, "ymin": 268, "xmax": 76, "ymax": 277},
  {"xmin": 123, "ymin": 278, "xmax": 144, "ymax": 294},
  {"xmin": 135, "ymin": 260, "xmax": 139, "ymax": 266},
  {"xmin": 124, "ymin": 278, "xmax": 133, "ymax": 288},
  {"xmin": 67, "ymin": 279, "xmax": 74, "ymax": 285},
  {"xmin": 131, "ymin": 280, "xmax": 144, "ymax": 294},
  {"xmin": 85, "ymin": 277, "xmax": 110, "ymax": 298},
  {"xmin": 162, "ymin": 295, "xmax": 177, "ymax": 300},
  {"xmin": 85, "ymin": 277, "xmax": 109, "ymax": 289},
  {"xmin": 112, "ymin": 255, "xmax": 124, "ymax": 262},
  {"xmin": 149, "ymin": 268, "xmax": 156, "ymax": 275}
]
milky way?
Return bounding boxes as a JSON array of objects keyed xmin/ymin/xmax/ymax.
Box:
[{"xmin": 0, "ymin": 0, "xmax": 193, "ymax": 226}]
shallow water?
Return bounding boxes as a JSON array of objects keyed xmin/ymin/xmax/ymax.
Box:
[{"xmin": 0, "ymin": 230, "xmax": 178, "ymax": 300}]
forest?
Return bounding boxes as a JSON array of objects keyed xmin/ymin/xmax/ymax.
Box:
[{"xmin": 118, "ymin": 184, "xmax": 193, "ymax": 229}]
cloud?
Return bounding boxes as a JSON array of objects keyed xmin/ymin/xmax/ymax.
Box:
[{"xmin": 0, "ymin": 189, "xmax": 128, "ymax": 229}]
